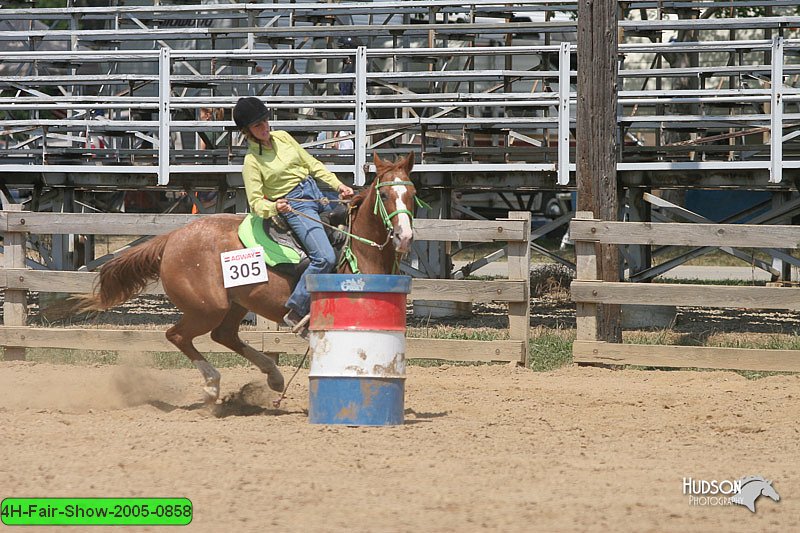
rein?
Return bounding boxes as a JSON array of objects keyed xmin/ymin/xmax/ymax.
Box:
[
  {"xmin": 286, "ymin": 176, "xmax": 426, "ymax": 251},
  {"xmin": 285, "ymin": 197, "xmax": 350, "ymax": 206},
  {"xmin": 284, "ymin": 174, "xmax": 429, "ymax": 274},
  {"xmin": 284, "ymin": 202, "xmax": 393, "ymax": 251}
]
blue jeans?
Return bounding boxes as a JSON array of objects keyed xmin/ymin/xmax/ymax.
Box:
[{"xmin": 282, "ymin": 178, "xmax": 336, "ymax": 316}]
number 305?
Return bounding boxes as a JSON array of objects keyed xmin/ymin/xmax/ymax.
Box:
[{"xmin": 229, "ymin": 261, "xmax": 262, "ymax": 279}]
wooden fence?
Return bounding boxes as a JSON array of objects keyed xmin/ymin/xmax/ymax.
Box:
[
  {"xmin": 571, "ymin": 210, "xmax": 800, "ymax": 372},
  {"xmin": 0, "ymin": 208, "xmax": 530, "ymax": 365}
]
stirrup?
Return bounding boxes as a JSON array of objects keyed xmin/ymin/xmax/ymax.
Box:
[
  {"xmin": 291, "ymin": 313, "xmax": 310, "ymax": 334},
  {"xmin": 283, "ymin": 311, "xmax": 310, "ymax": 339}
]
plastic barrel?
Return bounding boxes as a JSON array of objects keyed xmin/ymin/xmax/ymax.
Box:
[{"xmin": 306, "ymin": 274, "xmax": 412, "ymax": 426}]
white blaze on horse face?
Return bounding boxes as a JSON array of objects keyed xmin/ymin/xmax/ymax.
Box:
[{"xmin": 390, "ymin": 179, "xmax": 414, "ymax": 253}]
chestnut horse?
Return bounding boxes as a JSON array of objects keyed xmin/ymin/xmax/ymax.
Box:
[{"xmin": 78, "ymin": 153, "xmax": 417, "ymax": 402}]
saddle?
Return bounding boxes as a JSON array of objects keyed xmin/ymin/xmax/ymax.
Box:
[{"xmin": 236, "ymin": 204, "xmax": 349, "ymax": 281}]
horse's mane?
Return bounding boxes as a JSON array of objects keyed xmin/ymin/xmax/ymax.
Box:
[{"xmin": 349, "ymin": 187, "xmax": 369, "ymax": 210}]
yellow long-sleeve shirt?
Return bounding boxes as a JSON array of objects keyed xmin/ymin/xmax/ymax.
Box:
[{"xmin": 242, "ymin": 130, "xmax": 343, "ymax": 218}]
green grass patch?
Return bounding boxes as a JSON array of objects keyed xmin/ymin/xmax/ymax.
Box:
[
  {"xmin": 406, "ymin": 325, "xmax": 507, "ymax": 341},
  {"xmin": 26, "ymin": 348, "xmax": 121, "ymax": 366},
  {"xmin": 529, "ymin": 328, "xmax": 574, "ymax": 371}
]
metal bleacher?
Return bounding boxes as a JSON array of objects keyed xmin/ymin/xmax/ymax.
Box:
[
  {"xmin": 2, "ymin": 0, "xmax": 800, "ymax": 277},
  {"xmin": 4, "ymin": 1, "xmax": 800, "ymax": 185}
]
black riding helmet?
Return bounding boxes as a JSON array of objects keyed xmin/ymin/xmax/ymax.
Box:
[{"xmin": 233, "ymin": 97, "xmax": 269, "ymax": 130}]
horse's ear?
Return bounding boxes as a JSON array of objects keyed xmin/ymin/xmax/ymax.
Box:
[
  {"xmin": 403, "ymin": 152, "xmax": 414, "ymax": 175},
  {"xmin": 373, "ymin": 152, "xmax": 386, "ymax": 169}
]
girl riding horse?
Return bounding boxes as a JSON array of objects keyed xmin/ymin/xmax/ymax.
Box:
[
  {"xmin": 233, "ymin": 97, "xmax": 355, "ymax": 336},
  {"xmin": 77, "ymin": 132, "xmax": 417, "ymax": 404}
]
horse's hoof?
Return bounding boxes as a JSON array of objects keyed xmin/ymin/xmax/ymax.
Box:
[
  {"xmin": 267, "ymin": 371, "xmax": 285, "ymax": 393},
  {"xmin": 203, "ymin": 385, "xmax": 220, "ymax": 403}
]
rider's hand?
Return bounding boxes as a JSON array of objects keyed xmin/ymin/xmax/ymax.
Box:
[
  {"xmin": 275, "ymin": 198, "xmax": 291, "ymax": 214},
  {"xmin": 338, "ymin": 184, "xmax": 354, "ymax": 198}
]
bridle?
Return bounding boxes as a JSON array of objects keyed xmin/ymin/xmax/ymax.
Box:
[
  {"xmin": 283, "ymin": 172, "xmax": 427, "ymax": 273},
  {"xmin": 373, "ymin": 178, "xmax": 418, "ymax": 231},
  {"xmin": 339, "ymin": 173, "xmax": 428, "ymax": 274}
]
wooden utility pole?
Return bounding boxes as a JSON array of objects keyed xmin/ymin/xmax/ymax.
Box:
[{"xmin": 576, "ymin": 0, "xmax": 621, "ymax": 342}]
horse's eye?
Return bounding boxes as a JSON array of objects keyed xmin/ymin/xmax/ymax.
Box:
[{"xmin": 379, "ymin": 192, "xmax": 389, "ymax": 200}]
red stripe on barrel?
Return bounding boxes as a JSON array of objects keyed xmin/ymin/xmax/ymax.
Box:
[{"xmin": 310, "ymin": 292, "xmax": 406, "ymax": 331}]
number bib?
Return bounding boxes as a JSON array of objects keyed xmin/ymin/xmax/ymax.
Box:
[{"xmin": 220, "ymin": 247, "xmax": 268, "ymax": 288}]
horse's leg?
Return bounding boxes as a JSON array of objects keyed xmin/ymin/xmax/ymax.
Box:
[
  {"xmin": 210, "ymin": 303, "xmax": 285, "ymax": 393},
  {"xmin": 165, "ymin": 315, "xmax": 225, "ymax": 403}
]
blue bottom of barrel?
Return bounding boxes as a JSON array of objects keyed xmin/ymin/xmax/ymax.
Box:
[{"xmin": 308, "ymin": 377, "xmax": 405, "ymax": 426}]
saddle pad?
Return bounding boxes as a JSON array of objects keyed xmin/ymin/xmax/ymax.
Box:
[{"xmin": 237, "ymin": 213, "xmax": 302, "ymax": 266}]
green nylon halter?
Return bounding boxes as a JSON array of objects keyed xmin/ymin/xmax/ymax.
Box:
[
  {"xmin": 374, "ymin": 179, "xmax": 414, "ymax": 228},
  {"xmin": 373, "ymin": 179, "xmax": 431, "ymax": 228}
]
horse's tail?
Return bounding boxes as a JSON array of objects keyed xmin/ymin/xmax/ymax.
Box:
[{"xmin": 76, "ymin": 233, "xmax": 170, "ymax": 311}]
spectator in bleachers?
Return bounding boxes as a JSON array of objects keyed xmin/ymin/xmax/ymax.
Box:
[{"xmin": 191, "ymin": 107, "xmax": 223, "ymax": 213}]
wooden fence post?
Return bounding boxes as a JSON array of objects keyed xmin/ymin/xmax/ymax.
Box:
[
  {"xmin": 574, "ymin": 211, "xmax": 598, "ymax": 344},
  {"xmin": 507, "ymin": 211, "xmax": 531, "ymax": 366},
  {"xmin": 577, "ymin": 0, "xmax": 621, "ymax": 342},
  {"xmin": 3, "ymin": 204, "xmax": 28, "ymax": 360}
]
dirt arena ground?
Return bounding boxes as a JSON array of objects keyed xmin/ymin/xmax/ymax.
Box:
[{"xmin": 1, "ymin": 360, "xmax": 798, "ymax": 532}]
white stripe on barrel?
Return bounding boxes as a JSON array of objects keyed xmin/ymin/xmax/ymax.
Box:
[{"xmin": 309, "ymin": 330, "xmax": 405, "ymax": 378}]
